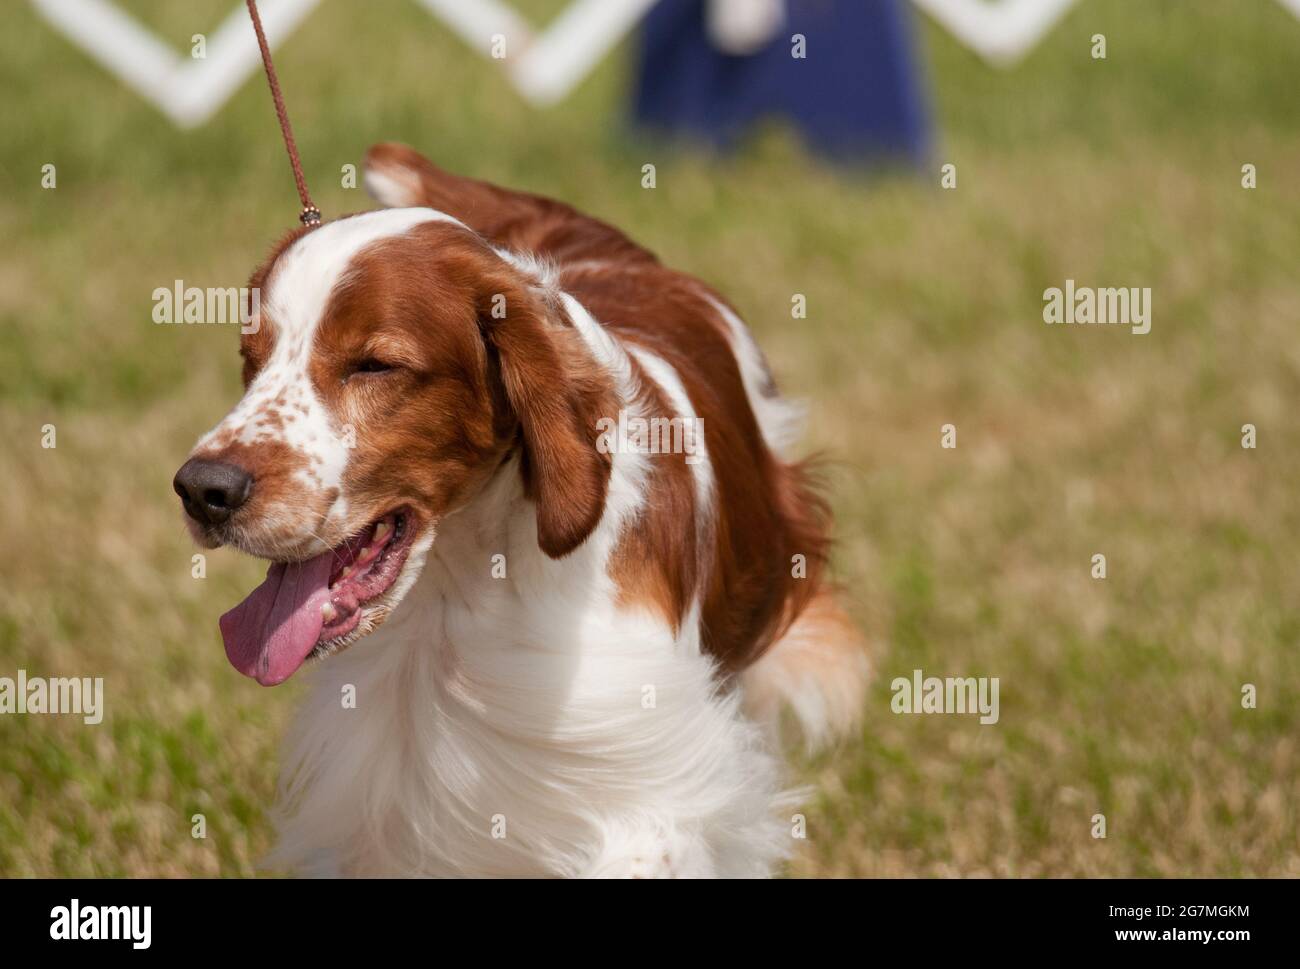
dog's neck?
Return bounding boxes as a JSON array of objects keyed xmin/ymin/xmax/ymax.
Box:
[
  {"xmin": 264, "ymin": 376, "xmax": 788, "ymax": 878},
  {"xmin": 265, "ymin": 450, "xmax": 674, "ymax": 875}
]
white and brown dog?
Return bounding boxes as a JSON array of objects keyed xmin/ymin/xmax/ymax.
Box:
[{"xmin": 173, "ymin": 144, "xmax": 868, "ymax": 877}]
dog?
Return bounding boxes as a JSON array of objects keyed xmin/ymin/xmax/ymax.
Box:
[{"xmin": 173, "ymin": 143, "xmax": 868, "ymax": 876}]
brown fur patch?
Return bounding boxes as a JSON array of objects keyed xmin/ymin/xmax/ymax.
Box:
[
  {"xmin": 606, "ymin": 354, "xmax": 700, "ymax": 630},
  {"xmin": 366, "ymin": 144, "xmax": 834, "ymax": 673},
  {"xmin": 295, "ymin": 220, "xmax": 614, "ymax": 556}
]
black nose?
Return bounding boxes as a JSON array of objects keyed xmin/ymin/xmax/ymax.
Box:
[{"xmin": 173, "ymin": 458, "xmax": 253, "ymax": 526}]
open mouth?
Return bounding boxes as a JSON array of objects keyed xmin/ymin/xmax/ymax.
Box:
[
  {"xmin": 315, "ymin": 509, "xmax": 414, "ymax": 651},
  {"xmin": 219, "ymin": 508, "xmax": 417, "ymax": 686}
]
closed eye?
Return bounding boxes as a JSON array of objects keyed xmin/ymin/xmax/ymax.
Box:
[{"xmin": 348, "ymin": 358, "xmax": 396, "ymax": 379}]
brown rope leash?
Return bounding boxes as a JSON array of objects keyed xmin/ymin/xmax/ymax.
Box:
[{"xmin": 245, "ymin": 0, "xmax": 320, "ymax": 226}]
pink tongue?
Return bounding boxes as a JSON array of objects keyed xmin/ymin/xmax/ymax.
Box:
[{"xmin": 219, "ymin": 552, "xmax": 335, "ymax": 686}]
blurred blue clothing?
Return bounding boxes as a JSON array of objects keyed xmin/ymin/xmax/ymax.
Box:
[{"xmin": 633, "ymin": 0, "xmax": 931, "ymax": 165}]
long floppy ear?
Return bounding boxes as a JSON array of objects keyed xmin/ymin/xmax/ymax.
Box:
[{"xmin": 479, "ymin": 279, "xmax": 615, "ymax": 558}]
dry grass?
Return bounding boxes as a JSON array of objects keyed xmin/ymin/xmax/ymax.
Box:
[{"xmin": 1, "ymin": 0, "xmax": 1297, "ymax": 876}]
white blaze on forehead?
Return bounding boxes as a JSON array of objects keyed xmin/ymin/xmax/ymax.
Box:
[{"xmin": 195, "ymin": 208, "xmax": 466, "ymax": 515}]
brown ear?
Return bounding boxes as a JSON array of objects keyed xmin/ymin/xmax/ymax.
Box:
[{"xmin": 480, "ymin": 283, "xmax": 614, "ymax": 558}]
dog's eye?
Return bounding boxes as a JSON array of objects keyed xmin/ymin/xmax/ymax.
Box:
[{"xmin": 348, "ymin": 358, "xmax": 395, "ymax": 379}]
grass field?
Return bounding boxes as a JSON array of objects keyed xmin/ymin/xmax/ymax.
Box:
[{"xmin": 1, "ymin": 0, "xmax": 1298, "ymax": 877}]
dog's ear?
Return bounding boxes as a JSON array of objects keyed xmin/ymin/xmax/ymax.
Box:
[{"xmin": 478, "ymin": 280, "xmax": 614, "ymax": 558}]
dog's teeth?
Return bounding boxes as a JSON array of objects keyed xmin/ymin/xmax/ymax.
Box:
[
  {"xmin": 338, "ymin": 565, "xmax": 353, "ymax": 583},
  {"xmin": 321, "ymin": 601, "xmax": 337, "ymax": 622},
  {"xmin": 372, "ymin": 521, "xmax": 391, "ymax": 543}
]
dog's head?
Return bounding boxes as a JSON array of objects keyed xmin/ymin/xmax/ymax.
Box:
[{"xmin": 174, "ymin": 209, "xmax": 612, "ymax": 684}]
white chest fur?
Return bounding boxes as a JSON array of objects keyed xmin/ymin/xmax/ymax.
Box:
[{"xmin": 268, "ymin": 458, "xmax": 791, "ymax": 878}]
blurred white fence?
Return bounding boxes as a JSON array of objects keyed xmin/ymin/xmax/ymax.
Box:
[{"xmin": 28, "ymin": 0, "xmax": 1300, "ymax": 128}]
